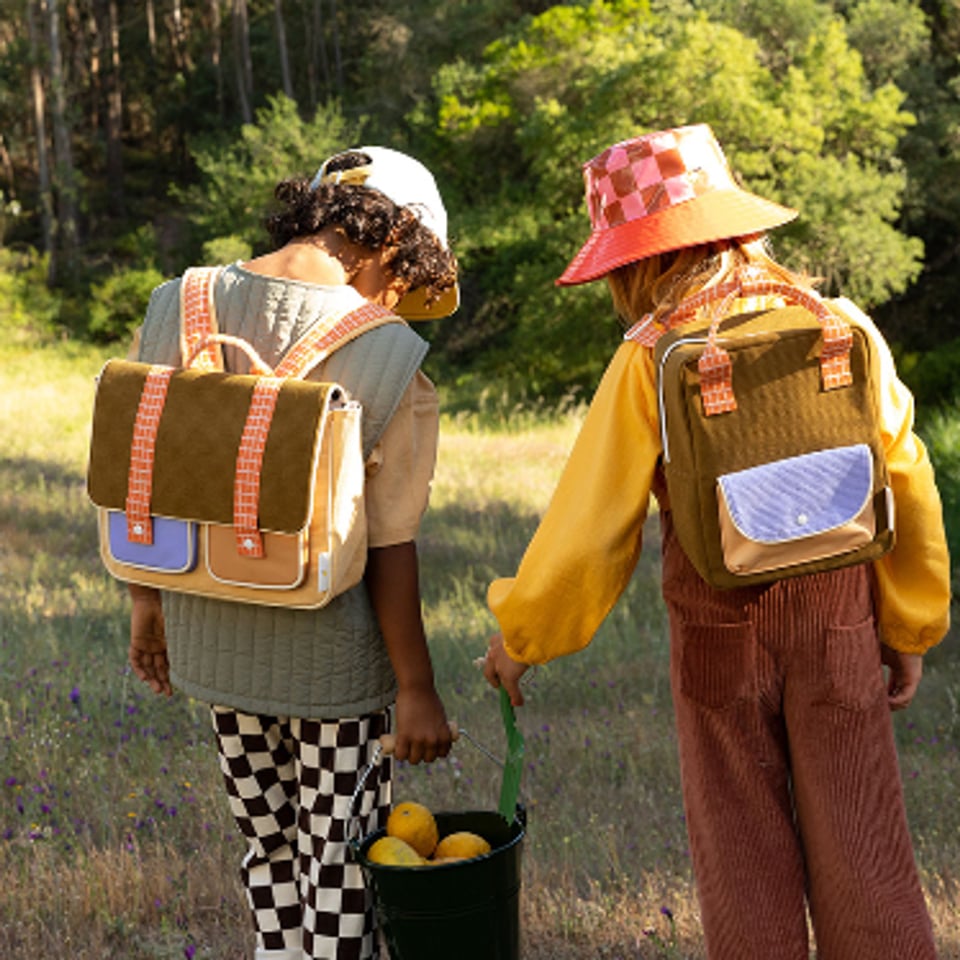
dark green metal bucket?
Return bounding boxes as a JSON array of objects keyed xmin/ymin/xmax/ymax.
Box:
[{"xmin": 352, "ymin": 807, "xmax": 525, "ymax": 960}]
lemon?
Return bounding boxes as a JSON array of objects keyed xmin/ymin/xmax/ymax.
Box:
[
  {"xmin": 386, "ymin": 801, "xmax": 439, "ymax": 858},
  {"xmin": 366, "ymin": 835, "xmax": 425, "ymax": 867},
  {"xmin": 433, "ymin": 831, "xmax": 492, "ymax": 861}
]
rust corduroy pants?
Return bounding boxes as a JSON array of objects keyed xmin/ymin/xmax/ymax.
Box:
[{"xmin": 660, "ymin": 514, "xmax": 936, "ymax": 960}]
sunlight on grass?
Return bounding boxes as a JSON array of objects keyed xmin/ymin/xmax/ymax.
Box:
[{"xmin": 1, "ymin": 340, "xmax": 958, "ymax": 959}]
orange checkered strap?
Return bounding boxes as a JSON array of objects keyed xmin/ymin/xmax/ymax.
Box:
[
  {"xmin": 662, "ymin": 270, "xmax": 853, "ymax": 416},
  {"xmin": 232, "ymin": 377, "xmax": 284, "ymax": 557},
  {"xmin": 273, "ymin": 301, "xmax": 397, "ymax": 378},
  {"xmin": 124, "ymin": 365, "xmax": 175, "ymax": 544},
  {"xmin": 230, "ymin": 301, "xmax": 401, "ymax": 557},
  {"xmin": 179, "ymin": 267, "xmax": 224, "ymax": 372}
]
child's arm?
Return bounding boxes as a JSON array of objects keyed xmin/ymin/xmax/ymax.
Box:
[
  {"xmin": 364, "ymin": 540, "xmax": 453, "ymax": 764},
  {"xmin": 128, "ymin": 583, "xmax": 173, "ymax": 697},
  {"xmin": 831, "ymin": 299, "xmax": 951, "ymax": 655},
  {"xmin": 487, "ymin": 343, "xmax": 661, "ymax": 667},
  {"xmin": 482, "ymin": 632, "xmax": 530, "ymax": 707}
]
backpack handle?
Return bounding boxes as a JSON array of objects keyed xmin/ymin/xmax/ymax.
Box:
[
  {"xmin": 667, "ymin": 269, "xmax": 854, "ymax": 417},
  {"xmin": 184, "ymin": 333, "xmax": 275, "ymax": 376}
]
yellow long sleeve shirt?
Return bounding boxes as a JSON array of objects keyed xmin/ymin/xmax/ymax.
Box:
[{"xmin": 487, "ymin": 299, "xmax": 951, "ymax": 663}]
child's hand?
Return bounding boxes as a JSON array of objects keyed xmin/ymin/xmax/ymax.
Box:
[
  {"xmin": 880, "ymin": 645, "xmax": 923, "ymax": 711},
  {"xmin": 128, "ymin": 584, "xmax": 172, "ymax": 697},
  {"xmin": 482, "ymin": 633, "xmax": 530, "ymax": 707},
  {"xmin": 392, "ymin": 684, "xmax": 453, "ymax": 765}
]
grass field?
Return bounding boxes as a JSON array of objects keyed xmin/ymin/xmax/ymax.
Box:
[{"xmin": 1, "ymin": 337, "xmax": 958, "ymax": 959}]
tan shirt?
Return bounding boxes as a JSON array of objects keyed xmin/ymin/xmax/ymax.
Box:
[{"xmin": 364, "ymin": 369, "xmax": 439, "ymax": 547}]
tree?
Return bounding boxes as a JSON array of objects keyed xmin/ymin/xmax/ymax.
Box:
[
  {"xmin": 25, "ymin": 0, "xmax": 54, "ymax": 275},
  {"xmin": 176, "ymin": 95, "xmax": 363, "ymax": 261},
  {"xmin": 96, "ymin": 0, "xmax": 124, "ymax": 214},
  {"xmin": 43, "ymin": 0, "xmax": 79, "ymax": 281},
  {"xmin": 274, "ymin": 0, "xmax": 294, "ymax": 100},
  {"xmin": 425, "ymin": 0, "xmax": 923, "ymax": 400},
  {"xmin": 233, "ymin": 0, "xmax": 254, "ymax": 123}
]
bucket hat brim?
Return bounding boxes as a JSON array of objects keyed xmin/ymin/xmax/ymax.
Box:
[{"xmin": 557, "ymin": 186, "xmax": 798, "ymax": 287}]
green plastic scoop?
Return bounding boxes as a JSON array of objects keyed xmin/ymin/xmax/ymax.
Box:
[{"xmin": 497, "ymin": 686, "xmax": 526, "ymax": 822}]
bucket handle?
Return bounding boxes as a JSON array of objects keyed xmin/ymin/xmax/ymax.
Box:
[{"xmin": 346, "ymin": 722, "xmax": 463, "ymax": 847}]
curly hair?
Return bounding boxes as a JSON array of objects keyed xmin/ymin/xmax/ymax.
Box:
[{"xmin": 265, "ymin": 150, "xmax": 457, "ymax": 305}]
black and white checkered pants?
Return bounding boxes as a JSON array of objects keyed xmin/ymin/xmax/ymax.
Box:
[{"xmin": 211, "ymin": 706, "xmax": 392, "ymax": 960}]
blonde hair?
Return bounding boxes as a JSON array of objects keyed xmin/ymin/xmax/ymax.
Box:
[{"xmin": 606, "ymin": 234, "xmax": 814, "ymax": 329}]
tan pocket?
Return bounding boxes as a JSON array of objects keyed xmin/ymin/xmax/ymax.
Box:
[
  {"xmin": 205, "ymin": 524, "xmax": 307, "ymax": 589},
  {"xmin": 677, "ymin": 620, "xmax": 756, "ymax": 710},
  {"xmin": 719, "ymin": 491, "xmax": 875, "ymax": 576}
]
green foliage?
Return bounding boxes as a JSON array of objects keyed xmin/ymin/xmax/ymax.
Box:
[
  {"xmin": 4, "ymin": 0, "xmax": 958, "ymax": 407},
  {"xmin": 845, "ymin": 0, "xmax": 930, "ymax": 85},
  {"xmin": 920, "ymin": 402, "xmax": 960, "ymax": 574},
  {"xmin": 202, "ymin": 236, "xmax": 253, "ymax": 266},
  {"xmin": 87, "ymin": 266, "xmax": 165, "ymax": 341},
  {"xmin": 176, "ymin": 95, "xmax": 364, "ymax": 262},
  {"xmin": 899, "ymin": 337, "xmax": 960, "ymax": 412},
  {"xmin": 426, "ymin": 0, "xmax": 924, "ymax": 400},
  {"xmin": 112, "ymin": 224, "xmax": 161, "ymax": 267},
  {"xmin": 0, "ymin": 247, "xmax": 61, "ymax": 336}
]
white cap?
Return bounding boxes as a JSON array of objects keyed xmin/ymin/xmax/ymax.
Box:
[{"xmin": 310, "ymin": 146, "xmax": 458, "ymax": 319}]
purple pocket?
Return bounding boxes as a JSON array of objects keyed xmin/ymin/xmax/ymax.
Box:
[
  {"xmin": 717, "ymin": 444, "xmax": 873, "ymax": 544},
  {"xmin": 107, "ymin": 511, "xmax": 198, "ymax": 572}
]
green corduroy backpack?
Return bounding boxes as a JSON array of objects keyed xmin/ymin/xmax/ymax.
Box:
[{"xmin": 644, "ymin": 272, "xmax": 895, "ymax": 590}]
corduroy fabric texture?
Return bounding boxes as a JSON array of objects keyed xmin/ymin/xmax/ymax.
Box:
[
  {"xmin": 659, "ymin": 505, "xmax": 936, "ymax": 960},
  {"xmin": 656, "ymin": 304, "xmax": 892, "ymax": 588},
  {"xmin": 89, "ymin": 363, "xmax": 336, "ymax": 531}
]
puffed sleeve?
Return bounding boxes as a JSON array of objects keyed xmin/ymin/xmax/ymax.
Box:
[
  {"xmin": 487, "ymin": 342, "xmax": 662, "ymax": 664},
  {"xmin": 833, "ymin": 298, "xmax": 951, "ymax": 653}
]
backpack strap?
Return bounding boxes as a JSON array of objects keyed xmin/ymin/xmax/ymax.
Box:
[
  {"xmin": 122, "ymin": 265, "xmax": 222, "ymax": 547},
  {"xmin": 233, "ymin": 301, "xmax": 402, "ymax": 558},
  {"xmin": 124, "ymin": 366, "xmax": 176, "ymax": 545},
  {"xmin": 179, "ymin": 267, "xmax": 224, "ymax": 371},
  {"xmin": 274, "ymin": 301, "xmax": 399, "ymax": 378}
]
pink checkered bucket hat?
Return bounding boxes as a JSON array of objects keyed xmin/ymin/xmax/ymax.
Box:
[{"xmin": 557, "ymin": 123, "xmax": 798, "ymax": 286}]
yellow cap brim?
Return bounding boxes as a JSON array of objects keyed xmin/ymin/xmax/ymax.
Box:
[{"xmin": 396, "ymin": 284, "xmax": 460, "ymax": 321}]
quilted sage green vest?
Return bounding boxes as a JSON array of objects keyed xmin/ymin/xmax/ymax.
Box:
[{"xmin": 137, "ymin": 263, "xmax": 431, "ymax": 718}]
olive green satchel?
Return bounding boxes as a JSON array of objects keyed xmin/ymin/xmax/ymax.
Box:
[
  {"xmin": 649, "ymin": 272, "xmax": 894, "ymax": 589},
  {"xmin": 87, "ymin": 267, "xmax": 400, "ymax": 608}
]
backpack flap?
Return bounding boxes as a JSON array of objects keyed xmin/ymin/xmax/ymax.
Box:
[
  {"xmin": 88, "ymin": 357, "xmax": 341, "ymax": 589},
  {"xmin": 716, "ymin": 444, "xmax": 891, "ymax": 577}
]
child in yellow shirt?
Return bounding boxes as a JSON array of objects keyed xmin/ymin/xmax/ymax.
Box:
[{"xmin": 483, "ymin": 123, "xmax": 950, "ymax": 960}]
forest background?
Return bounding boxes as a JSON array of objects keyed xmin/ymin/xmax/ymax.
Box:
[
  {"xmin": 5, "ymin": 0, "xmax": 960, "ymax": 557},
  {"xmin": 3, "ymin": 1, "xmax": 960, "ymax": 957},
  {"xmin": 5, "ymin": 0, "xmax": 960, "ymax": 407}
]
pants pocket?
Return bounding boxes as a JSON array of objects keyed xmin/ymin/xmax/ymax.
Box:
[
  {"xmin": 822, "ymin": 616, "xmax": 884, "ymax": 711},
  {"xmin": 675, "ymin": 619, "xmax": 756, "ymax": 710}
]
